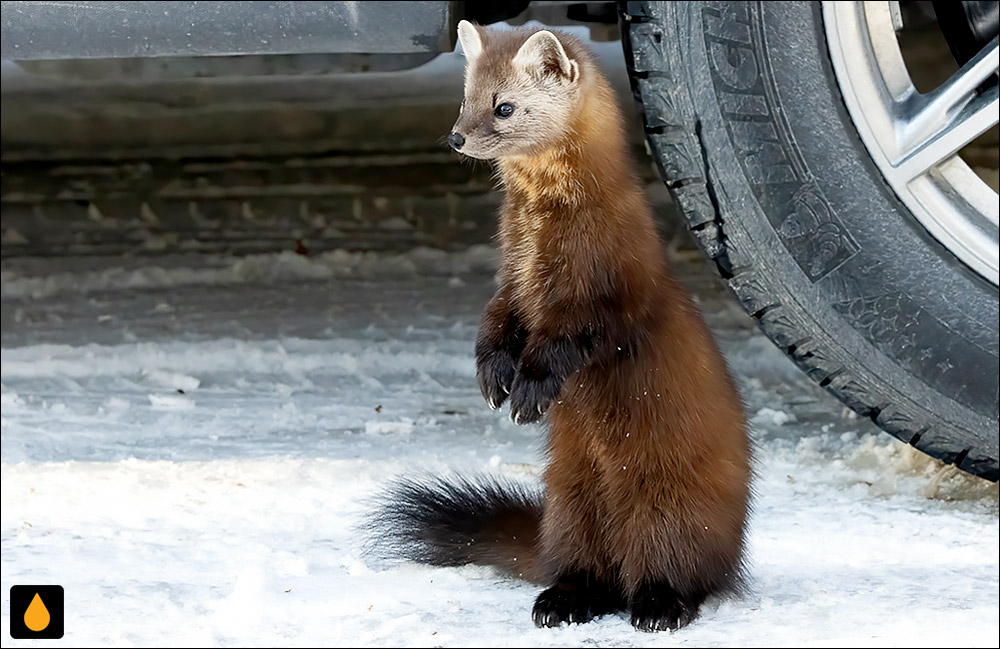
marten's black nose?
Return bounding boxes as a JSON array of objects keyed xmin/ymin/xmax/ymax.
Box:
[{"xmin": 447, "ymin": 132, "xmax": 465, "ymax": 151}]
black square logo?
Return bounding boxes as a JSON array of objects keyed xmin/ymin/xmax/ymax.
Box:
[{"xmin": 9, "ymin": 585, "xmax": 64, "ymax": 639}]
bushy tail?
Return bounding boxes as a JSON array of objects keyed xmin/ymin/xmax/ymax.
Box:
[{"xmin": 365, "ymin": 475, "xmax": 548, "ymax": 583}]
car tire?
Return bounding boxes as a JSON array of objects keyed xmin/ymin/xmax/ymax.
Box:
[{"xmin": 620, "ymin": 0, "xmax": 999, "ymax": 480}]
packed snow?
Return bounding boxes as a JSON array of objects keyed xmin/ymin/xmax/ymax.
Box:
[{"xmin": 2, "ymin": 248, "xmax": 997, "ymax": 647}]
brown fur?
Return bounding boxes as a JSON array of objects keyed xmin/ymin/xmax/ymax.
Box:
[{"xmin": 374, "ymin": 23, "xmax": 752, "ymax": 632}]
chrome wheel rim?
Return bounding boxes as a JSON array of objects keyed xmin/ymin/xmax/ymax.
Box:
[{"xmin": 823, "ymin": 1, "xmax": 999, "ymax": 286}]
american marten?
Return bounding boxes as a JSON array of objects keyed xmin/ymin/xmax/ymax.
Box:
[{"xmin": 368, "ymin": 21, "xmax": 752, "ymax": 632}]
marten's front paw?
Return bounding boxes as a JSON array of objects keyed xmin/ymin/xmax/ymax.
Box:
[
  {"xmin": 508, "ymin": 371, "xmax": 561, "ymax": 425},
  {"xmin": 476, "ymin": 349, "xmax": 517, "ymax": 410}
]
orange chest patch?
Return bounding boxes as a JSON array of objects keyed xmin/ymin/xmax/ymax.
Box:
[
  {"xmin": 500, "ymin": 201, "xmax": 595, "ymax": 328},
  {"xmin": 498, "ymin": 152, "xmax": 600, "ymax": 324},
  {"xmin": 502, "ymin": 203, "xmax": 547, "ymax": 314}
]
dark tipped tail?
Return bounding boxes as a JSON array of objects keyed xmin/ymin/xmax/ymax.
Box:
[{"xmin": 365, "ymin": 475, "xmax": 548, "ymax": 583}]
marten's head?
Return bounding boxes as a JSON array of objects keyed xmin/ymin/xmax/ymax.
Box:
[{"xmin": 448, "ymin": 21, "xmax": 585, "ymax": 160}]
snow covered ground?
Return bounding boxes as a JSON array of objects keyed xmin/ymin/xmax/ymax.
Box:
[{"xmin": 2, "ymin": 247, "xmax": 997, "ymax": 647}]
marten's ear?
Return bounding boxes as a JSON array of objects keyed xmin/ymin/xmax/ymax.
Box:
[
  {"xmin": 457, "ymin": 20, "xmax": 483, "ymax": 62},
  {"xmin": 513, "ymin": 30, "xmax": 578, "ymax": 82}
]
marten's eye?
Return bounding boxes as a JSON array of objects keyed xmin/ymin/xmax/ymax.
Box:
[{"xmin": 494, "ymin": 103, "xmax": 515, "ymax": 119}]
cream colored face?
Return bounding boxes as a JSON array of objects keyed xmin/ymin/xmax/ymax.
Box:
[{"xmin": 450, "ymin": 22, "xmax": 582, "ymax": 160}]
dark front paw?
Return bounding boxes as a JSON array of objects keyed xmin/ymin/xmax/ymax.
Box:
[
  {"xmin": 508, "ymin": 371, "xmax": 563, "ymax": 425},
  {"xmin": 476, "ymin": 349, "xmax": 517, "ymax": 410},
  {"xmin": 630, "ymin": 583, "xmax": 700, "ymax": 632}
]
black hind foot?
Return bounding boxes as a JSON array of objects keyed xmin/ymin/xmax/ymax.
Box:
[
  {"xmin": 630, "ymin": 581, "xmax": 702, "ymax": 632},
  {"xmin": 532, "ymin": 571, "xmax": 625, "ymax": 627}
]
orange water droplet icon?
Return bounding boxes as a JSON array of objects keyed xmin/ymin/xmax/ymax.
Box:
[{"xmin": 24, "ymin": 592, "xmax": 51, "ymax": 632}]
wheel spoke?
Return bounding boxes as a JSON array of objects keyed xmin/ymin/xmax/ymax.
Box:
[
  {"xmin": 894, "ymin": 36, "xmax": 999, "ymax": 178},
  {"xmin": 825, "ymin": 1, "xmax": 999, "ymax": 285},
  {"xmin": 897, "ymin": 84, "xmax": 999, "ymax": 180}
]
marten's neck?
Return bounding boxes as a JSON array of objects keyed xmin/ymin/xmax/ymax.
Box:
[{"xmin": 496, "ymin": 76, "xmax": 633, "ymax": 208}]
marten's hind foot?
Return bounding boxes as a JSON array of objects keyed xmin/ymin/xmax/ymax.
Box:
[
  {"xmin": 532, "ymin": 571, "xmax": 625, "ymax": 627},
  {"xmin": 629, "ymin": 581, "xmax": 702, "ymax": 632}
]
